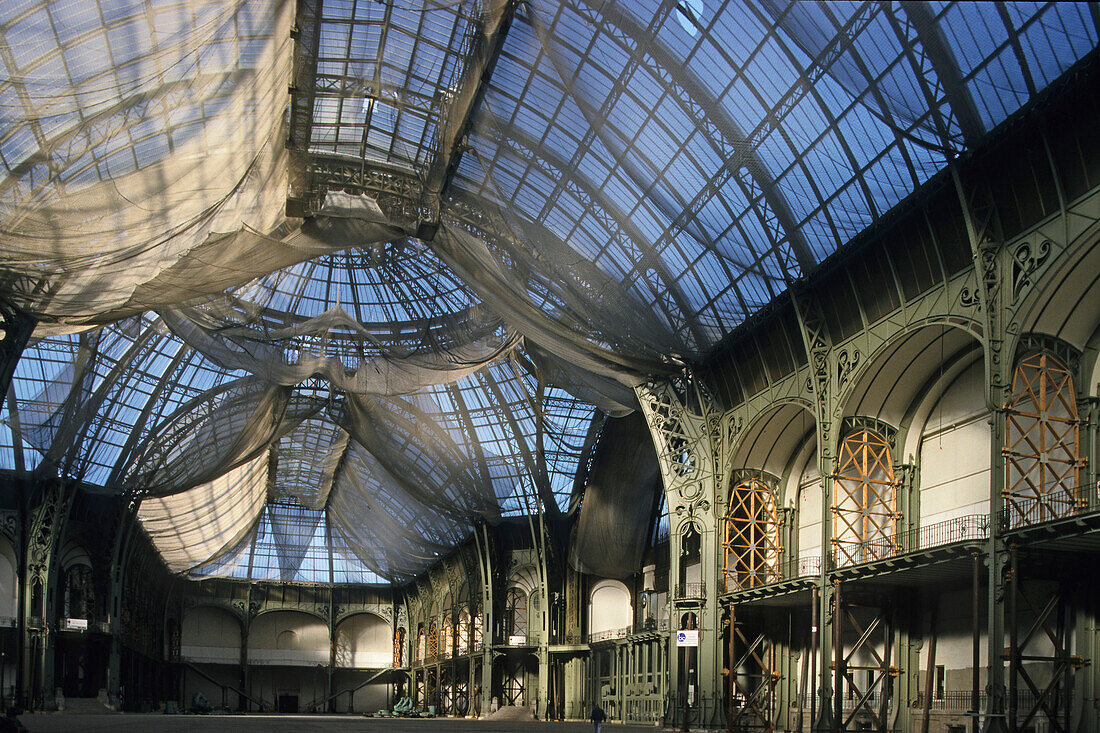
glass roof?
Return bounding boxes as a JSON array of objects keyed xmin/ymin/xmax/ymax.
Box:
[{"xmin": 1, "ymin": 0, "xmax": 1095, "ymax": 584}]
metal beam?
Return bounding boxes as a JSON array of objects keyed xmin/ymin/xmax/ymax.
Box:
[
  {"xmin": 424, "ymin": 0, "xmax": 519, "ymax": 210},
  {"xmin": 899, "ymin": 2, "xmax": 986, "ymax": 147}
]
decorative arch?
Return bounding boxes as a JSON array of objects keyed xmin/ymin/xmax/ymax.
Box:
[
  {"xmin": 832, "ymin": 426, "xmax": 899, "ymax": 567},
  {"xmin": 723, "ymin": 474, "xmax": 782, "ymax": 591},
  {"xmin": 1004, "ymin": 348, "xmax": 1082, "ymax": 527}
]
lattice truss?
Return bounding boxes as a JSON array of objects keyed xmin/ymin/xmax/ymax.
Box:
[
  {"xmin": 1, "ymin": 0, "xmax": 1096, "ymax": 584},
  {"xmin": 832, "ymin": 429, "xmax": 899, "ymax": 568},
  {"xmin": 1003, "ymin": 352, "xmax": 1083, "ymax": 528},
  {"xmin": 723, "ymin": 478, "xmax": 782, "ymax": 592}
]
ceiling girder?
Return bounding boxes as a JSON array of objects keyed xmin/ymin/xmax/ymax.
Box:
[{"xmin": 423, "ymin": 0, "xmax": 520, "ymax": 219}]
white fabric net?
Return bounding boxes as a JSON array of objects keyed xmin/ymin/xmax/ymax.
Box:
[{"xmin": 2, "ymin": 0, "xmax": 1095, "ymax": 581}]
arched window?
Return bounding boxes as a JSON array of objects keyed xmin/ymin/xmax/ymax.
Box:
[
  {"xmin": 1005, "ymin": 351, "xmax": 1082, "ymax": 527},
  {"xmin": 394, "ymin": 627, "xmax": 406, "ymax": 667},
  {"xmin": 723, "ymin": 478, "xmax": 781, "ymax": 591},
  {"xmin": 416, "ymin": 625, "xmax": 426, "ymax": 662},
  {"xmin": 505, "ymin": 588, "xmax": 528, "ymax": 640},
  {"xmin": 473, "ymin": 606, "xmax": 483, "ymax": 650},
  {"xmin": 457, "ymin": 608, "xmax": 470, "ymax": 654},
  {"xmin": 442, "ymin": 614, "xmax": 454, "ymax": 659},
  {"xmin": 427, "ymin": 621, "xmax": 439, "ymax": 660},
  {"xmin": 833, "ymin": 428, "xmax": 898, "ymax": 567},
  {"xmin": 63, "ymin": 564, "xmax": 94, "ymax": 619},
  {"xmin": 276, "ymin": 629, "xmax": 299, "ymax": 650}
]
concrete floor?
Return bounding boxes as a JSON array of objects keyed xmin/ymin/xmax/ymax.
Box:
[{"xmin": 17, "ymin": 714, "xmax": 662, "ymax": 733}]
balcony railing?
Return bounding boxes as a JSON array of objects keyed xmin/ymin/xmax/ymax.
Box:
[
  {"xmin": 588, "ymin": 626, "xmax": 631, "ymax": 644},
  {"xmin": 724, "ymin": 555, "xmax": 822, "ymax": 593},
  {"xmin": 674, "ymin": 582, "xmax": 705, "ymax": 601},
  {"xmin": 1000, "ymin": 490, "xmax": 1094, "ymax": 531},
  {"xmin": 833, "ymin": 514, "xmax": 989, "ymax": 569}
]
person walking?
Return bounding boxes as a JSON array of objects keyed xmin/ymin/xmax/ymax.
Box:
[{"xmin": 590, "ymin": 703, "xmax": 606, "ymax": 733}]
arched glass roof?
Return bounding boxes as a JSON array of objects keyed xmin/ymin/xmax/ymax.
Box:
[{"xmin": 1, "ymin": 0, "xmax": 1095, "ymax": 584}]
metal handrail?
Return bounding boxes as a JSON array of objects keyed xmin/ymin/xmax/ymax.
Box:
[
  {"xmin": 674, "ymin": 582, "xmax": 705, "ymax": 600},
  {"xmin": 588, "ymin": 626, "xmax": 631, "ymax": 643},
  {"xmin": 833, "ymin": 514, "xmax": 989, "ymax": 567}
]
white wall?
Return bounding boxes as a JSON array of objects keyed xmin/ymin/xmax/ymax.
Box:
[
  {"xmin": 796, "ymin": 447, "xmax": 822, "ymax": 562},
  {"xmin": 589, "ymin": 580, "xmax": 631, "ymax": 634},
  {"xmin": 181, "ymin": 606, "xmax": 241, "ymax": 664},
  {"xmin": 249, "ymin": 610, "xmax": 329, "ymax": 666},
  {"xmin": 334, "ymin": 613, "xmax": 391, "ymax": 668},
  {"xmin": 918, "ymin": 360, "xmax": 990, "ymax": 526}
]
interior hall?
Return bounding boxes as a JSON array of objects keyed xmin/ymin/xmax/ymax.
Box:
[{"xmin": 1, "ymin": 1, "xmax": 1099, "ymax": 732}]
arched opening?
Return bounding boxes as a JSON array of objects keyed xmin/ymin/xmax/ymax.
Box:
[
  {"xmin": 457, "ymin": 608, "xmax": 470, "ymax": 654},
  {"xmin": 677, "ymin": 523, "xmax": 702, "ymax": 599},
  {"xmin": 1005, "ymin": 350, "xmax": 1082, "ymax": 527},
  {"xmin": 427, "ymin": 621, "xmax": 439, "ymax": 660},
  {"xmin": 441, "ymin": 614, "xmax": 454, "ymax": 659},
  {"xmin": 505, "ymin": 588, "xmax": 528, "ymax": 643},
  {"xmin": 334, "ymin": 613, "xmax": 390, "ymax": 668},
  {"xmin": 833, "ymin": 428, "xmax": 898, "ymax": 567},
  {"xmin": 0, "ymin": 539, "xmax": 19, "ymax": 623},
  {"xmin": 588, "ymin": 580, "xmax": 632, "ymax": 640},
  {"xmin": 394, "ymin": 627, "xmax": 406, "ymax": 667},
  {"xmin": 723, "ymin": 477, "xmax": 781, "ymax": 591},
  {"xmin": 472, "ymin": 606, "xmax": 483, "ymax": 651},
  {"xmin": 276, "ymin": 630, "xmax": 299, "ymax": 650},
  {"xmin": 181, "ymin": 606, "xmax": 243, "ymax": 709},
  {"xmin": 63, "ymin": 564, "xmax": 93, "ymax": 620},
  {"xmin": 416, "ymin": 625, "xmax": 426, "ymax": 663}
]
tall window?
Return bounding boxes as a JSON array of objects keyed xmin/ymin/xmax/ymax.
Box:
[
  {"xmin": 457, "ymin": 608, "xmax": 470, "ymax": 654},
  {"xmin": 394, "ymin": 627, "xmax": 406, "ymax": 667},
  {"xmin": 63, "ymin": 564, "xmax": 94, "ymax": 619},
  {"xmin": 427, "ymin": 621, "xmax": 439, "ymax": 659},
  {"xmin": 723, "ymin": 478, "xmax": 781, "ymax": 591},
  {"xmin": 1005, "ymin": 351, "xmax": 1082, "ymax": 527},
  {"xmin": 833, "ymin": 428, "xmax": 898, "ymax": 567},
  {"xmin": 442, "ymin": 614, "xmax": 454, "ymax": 659},
  {"xmin": 506, "ymin": 588, "xmax": 528, "ymax": 640},
  {"xmin": 416, "ymin": 625, "xmax": 426, "ymax": 663},
  {"xmin": 473, "ymin": 606, "xmax": 483, "ymax": 650}
]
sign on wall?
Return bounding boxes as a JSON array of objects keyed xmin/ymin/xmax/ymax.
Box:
[
  {"xmin": 65, "ymin": 618, "xmax": 88, "ymax": 631},
  {"xmin": 675, "ymin": 629, "xmax": 698, "ymax": 647}
]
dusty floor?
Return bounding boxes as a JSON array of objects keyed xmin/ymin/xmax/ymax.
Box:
[{"xmin": 16, "ymin": 714, "xmax": 663, "ymax": 733}]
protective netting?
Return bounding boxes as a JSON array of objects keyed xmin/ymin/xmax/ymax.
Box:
[
  {"xmin": 2, "ymin": 0, "xmax": 1096, "ymax": 583},
  {"xmin": 0, "ymin": 0, "xmax": 302, "ymax": 332},
  {"xmin": 3, "ymin": 314, "xmax": 595, "ymax": 582}
]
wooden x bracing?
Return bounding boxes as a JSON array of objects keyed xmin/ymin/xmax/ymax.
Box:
[
  {"xmin": 1004, "ymin": 352, "xmax": 1081, "ymax": 528},
  {"xmin": 833, "ymin": 429, "xmax": 898, "ymax": 568},
  {"xmin": 724, "ymin": 478, "xmax": 782, "ymax": 591}
]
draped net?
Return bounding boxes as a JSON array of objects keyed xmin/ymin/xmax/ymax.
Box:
[{"xmin": 2, "ymin": 0, "xmax": 1095, "ymax": 582}]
